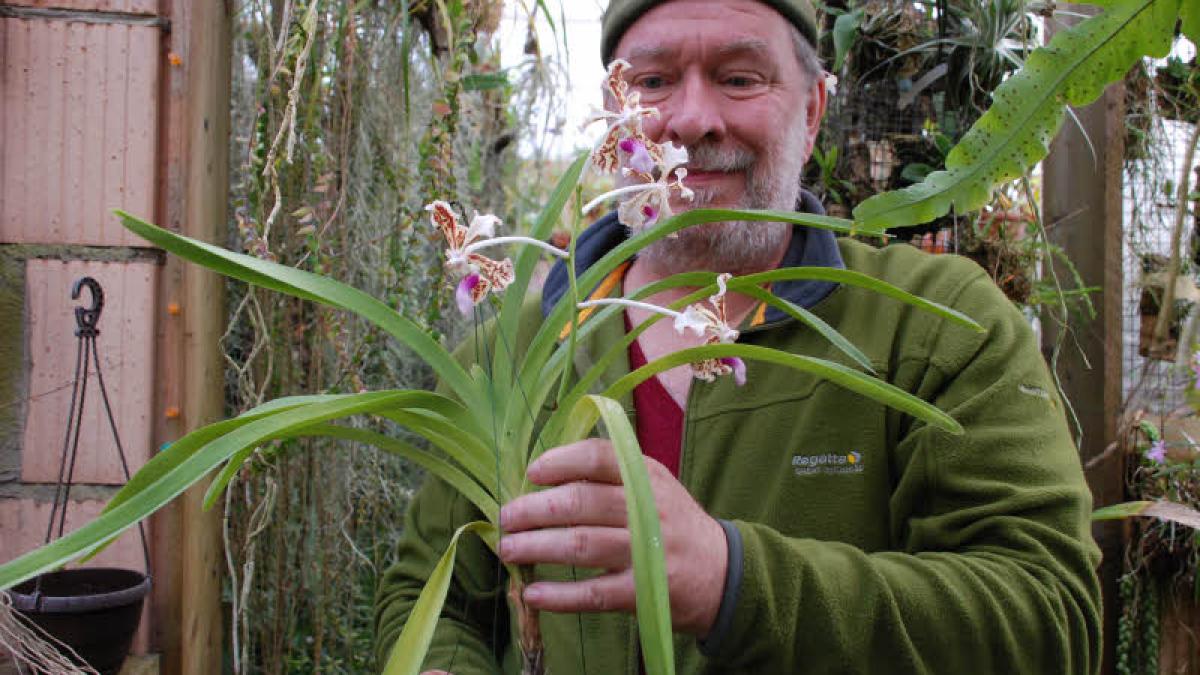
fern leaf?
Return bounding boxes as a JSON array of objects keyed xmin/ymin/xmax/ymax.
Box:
[
  {"xmin": 1182, "ymin": 1, "xmax": 1199, "ymax": 47},
  {"xmin": 853, "ymin": 0, "xmax": 1180, "ymax": 230}
]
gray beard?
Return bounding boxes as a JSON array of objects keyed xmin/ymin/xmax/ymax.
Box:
[{"xmin": 634, "ymin": 134, "xmax": 805, "ymax": 276}]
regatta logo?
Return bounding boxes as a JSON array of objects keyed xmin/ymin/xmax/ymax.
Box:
[{"xmin": 792, "ymin": 451, "xmax": 864, "ymax": 476}]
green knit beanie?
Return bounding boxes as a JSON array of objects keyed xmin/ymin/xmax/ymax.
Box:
[{"xmin": 600, "ymin": 0, "xmax": 819, "ymax": 64}]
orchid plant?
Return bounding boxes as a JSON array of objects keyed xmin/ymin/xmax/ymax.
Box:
[
  {"xmin": 5, "ymin": 5, "xmax": 1200, "ymax": 670},
  {"xmin": 0, "ymin": 59, "xmax": 985, "ymax": 675}
]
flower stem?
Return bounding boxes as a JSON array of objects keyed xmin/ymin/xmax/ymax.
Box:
[
  {"xmin": 578, "ymin": 297, "xmax": 685, "ymax": 321},
  {"xmin": 582, "ymin": 183, "xmax": 652, "ymax": 214},
  {"xmin": 556, "ymin": 186, "xmax": 585, "ymax": 410},
  {"xmin": 465, "ymin": 236, "xmax": 569, "ymax": 258}
]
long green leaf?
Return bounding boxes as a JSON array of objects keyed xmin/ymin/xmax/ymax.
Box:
[
  {"xmin": 519, "ymin": 208, "xmax": 876, "ymax": 408},
  {"xmin": 377, "ymin": 409, "xmax": 499, "ymax": 497},
  {"xmin": 303, "ymin": 425, "xmax": 498, "ymax": 523},
  {"xmin": 853, "ymin": 0, "xmax": 1180, "ymax": 229},
  {"xmin": 381, "ymin": 521, "xmax": 499, "ymax": 675},
  {"xmin": 737, "ymin": 285, "xmax": 875, "ymax": 373},
  {"xmin": 1092, "ymin": 500, "xmax": 1200, "ymax": 529},
  {"xmin": 115, "ymin": 211, "xmax": 483, "ymax": 412},
  {"xmin": 493, "ymin": 152, "xmax": 588, "ymax": 391},
  {"xmin": 536, "ymin": 265, "xmax": 981, "ymax": 451},
  {"xmin": 604, "ymin": 344, "xmax": 963, "ymax": 435},
  {"xmin": 567, "ymin": 396, "xmax": 675, "ymax": 675},
  {"xmin": 0, "ymin": 391, "xmax": 435, "ymax": 590},
  {"xmin": 1182, "ymin": 1, "xmax": 1199, "ymax": 46}
]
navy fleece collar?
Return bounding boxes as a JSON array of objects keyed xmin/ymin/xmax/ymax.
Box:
[{"xmin": 540, "ymin": 189, "xmax": 844, "ymax": 322}]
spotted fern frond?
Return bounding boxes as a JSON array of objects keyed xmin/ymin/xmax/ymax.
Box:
[{"xmin": 853, "ymin": 0, "xmax": 1181, "ymax": 229}]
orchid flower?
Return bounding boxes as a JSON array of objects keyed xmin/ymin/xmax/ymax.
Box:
[
  {"xmin": 1146, "ymin": 439, "xmax": 1167, "ymax": 464},
  {"xmin": 582, "ymin": 142, "xmax": 694, "ymax": 231},
  {"xmin": 426, "ymin": 200, "xmax": 568, "ymax": 316},
  {"xmin": 577, "ymin": 274, "xmax": 746, "ymax": 386},
  {"xmin": 586, "ymin": 59, "xmax": 660, "ymax": 174}
]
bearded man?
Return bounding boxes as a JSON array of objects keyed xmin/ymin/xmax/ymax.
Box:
[{"xmin": 376, "ymin": 1, "xmax": 1102, "ymax": 673}]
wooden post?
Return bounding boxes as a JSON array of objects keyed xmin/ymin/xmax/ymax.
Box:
[
  {"xmin": 1040, "ymin": 8, "xmax": 1126, "ymax": 675},
  {"xmin": 152, "ymin": 1, "xmax": 231, "ymax": 673}
]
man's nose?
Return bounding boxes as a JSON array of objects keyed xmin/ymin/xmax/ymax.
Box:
[{"xmin": 661, "ymin": 72, "xmax": 725, "ymax": 147}]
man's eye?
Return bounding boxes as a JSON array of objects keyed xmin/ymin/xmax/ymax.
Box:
[
  {"xmin": 636, "ymin": 75, "xmax": 666, "ymax": 90},
  {"xmin": 724, "ymin": 75, "xmax": 758, "ymax": 88}
]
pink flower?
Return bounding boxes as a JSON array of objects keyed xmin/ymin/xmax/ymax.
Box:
[
  {"xmin": 619, "ymin": 138, "xmax": 656, "ymax": 175},
  {"xmin": 641, "ymin": 204, "xmax": 659, "ymax": 227},
  {"xmin": 456, "ymin": 274, "xmax": 481, "ymax": 317},
  {"xmin": 1146, "ymin": 440, "xmax": 1167, "ymax": 464}
]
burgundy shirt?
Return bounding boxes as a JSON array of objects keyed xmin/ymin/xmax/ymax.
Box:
[{"xmin": 625, "ymin": 312, "xmax": 684, "ymax": 478}]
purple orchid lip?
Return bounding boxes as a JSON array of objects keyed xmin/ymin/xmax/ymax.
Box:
[
  {"xmin": 619, "ymin": 138, "xmax": 656, "ymax": 175},
  {"xmin": 456, "ymin": 273, "xmax": 481, "ymax": 317},
  {"xmin": 641, "ymin": 204, "xmax": 659, "ymax": 227},
  {"xmin": 720, "ymin": 356, "xmax": 746, "ymax": 387}
]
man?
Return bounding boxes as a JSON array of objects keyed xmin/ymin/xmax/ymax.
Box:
[{"xmin": 376, "ymin": 1, "xmax": 1103, "ymax": 673}]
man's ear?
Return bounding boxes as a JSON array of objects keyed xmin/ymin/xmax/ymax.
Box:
[{"xmin": 801, "ymin": 74, "xmax": 828, "ymax": 160}]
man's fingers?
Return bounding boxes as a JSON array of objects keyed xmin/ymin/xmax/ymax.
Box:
[
  {"xmin": 522, "ymin": 571, "xmax": 636, "ymax": 614},
  {"xmin": 499, "ymin": 526, "xmax": 631, "ymax": 569},
  {"xmin": 527, "ymin": 438, "xmax": 622, "ymax": 486},
  {"xmin": 501, "ymin": 482, "xmax": 627, "ymax": 532}
]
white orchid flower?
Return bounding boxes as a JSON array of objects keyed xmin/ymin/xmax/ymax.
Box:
[
  {"xmin": 587, "ymin": 59, "xmax": 660, "ymax": 174},
  {"xmin": 426, "ymin": 201, "xmax": 568, "ymax": 316},
  {"xmin": 582, "ymin": 142, "xmax": 693, "ymax": 231},
  {"xmin": 576, "ymin": 273, "xmax": 746, "ymax": 386}
]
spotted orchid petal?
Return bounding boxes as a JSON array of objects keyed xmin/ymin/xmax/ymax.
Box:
[{"xmin": 426, "ymin": 200, "xmax": 466, "ymax": 252}]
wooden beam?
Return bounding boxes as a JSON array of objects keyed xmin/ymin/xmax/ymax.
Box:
[
  {"xmin": 1040, "ymin": 8, "xmax": 1126, "ymax": 675},
  {"xmin": 152, "ymin": 1, "xmax": 231, "ymax": 673}
]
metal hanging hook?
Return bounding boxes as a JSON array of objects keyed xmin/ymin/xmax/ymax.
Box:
[{"xmin": 71, "ymin": 276, "xmax": 104, "ymax": 337}]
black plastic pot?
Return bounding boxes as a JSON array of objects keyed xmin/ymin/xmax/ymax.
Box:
[{"xmin": 9, "ymin": 567, "xmax": 151, "ymax": 675}]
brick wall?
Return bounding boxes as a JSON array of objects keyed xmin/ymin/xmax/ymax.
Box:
[{"xmin": 1, "ymin": 0, "xmax": 168, "ymax": 656}]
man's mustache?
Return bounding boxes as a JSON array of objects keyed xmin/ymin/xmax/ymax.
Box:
[{"xmin": 684, "ymin": 143, "xmax": 756, "ymax": 173}]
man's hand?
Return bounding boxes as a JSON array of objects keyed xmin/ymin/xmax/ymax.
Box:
[{"xmin": 498, "ymin": 439, "xmax": 728, "ymax": 636}]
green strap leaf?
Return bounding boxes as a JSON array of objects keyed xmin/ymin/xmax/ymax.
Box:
[
  {"xmin": 520, "ymin": 208, "xmax": 874, "ymax": 403},
  {"xmin": 853, "ymin": 0, "xmax": 1180, "ymax": 229},
  {"xmin": 567, "ymin": 395, "xmax": 676, "ymax": 675},
  {"xmin": 738, "ymin": 285, "xmax": 876, "ymax": 373},
  {"xmin": 493, "ymin": 152, "xmax": 589, "ymax": 391},
  {"xmin": 1182, "ymin": 1, "xmax": 1199, "ymax": 46},
  {"xmin": 115, "ymin": 211, "xmax": 482, "ymax": 412},
  {"xmin": 604, "ymin": 344, "xmax": 963, "ymax": 435},
  {"xmin": 0, "ymin": 391, "xmax": 436, "ymax": 591},
  {"xmin": 381, "ymin": 521, "xmax": 499, "ymax": 675},
  {"xmin": 303, "ymin": 425, "xmax": 498, "ymax": 523},
  {"xmin": 1092, "ymin": 500, "xmax": 1200, "ymax": 529}
]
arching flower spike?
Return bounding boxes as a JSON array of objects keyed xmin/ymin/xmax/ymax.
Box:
[{"xmin": 427, "ymin": 200, "xmax": 568, "ymax": 316}]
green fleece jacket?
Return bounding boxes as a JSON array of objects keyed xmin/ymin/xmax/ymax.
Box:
[{"xmin": 374, "ymin": 234, "xmax": 1102, "ymax": 674}]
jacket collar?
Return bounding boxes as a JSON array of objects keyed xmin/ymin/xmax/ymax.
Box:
[{"xmin": 541, "ymin": 189, "xmax": 843, "ymax": 323}]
